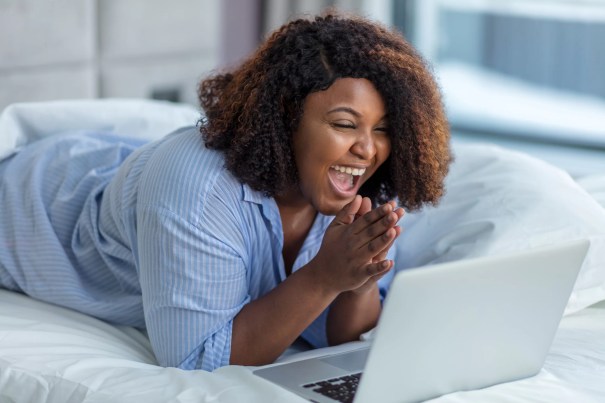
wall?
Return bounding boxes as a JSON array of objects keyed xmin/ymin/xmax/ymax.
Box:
[{"xmin": 0, "ymin": 0, "xmax": 221, "ymax": 111}]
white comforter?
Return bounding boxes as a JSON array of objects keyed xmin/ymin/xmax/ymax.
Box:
[
  {"xmin": 0, "ymin": 289, "xmax": 604, "ymax": 402},
  {"xmin": 1, "ymin": 99, "xmax": 604, "ymax": 402}
]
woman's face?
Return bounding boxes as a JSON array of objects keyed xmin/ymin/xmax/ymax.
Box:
[{"xmin": 290, "ymin": 77, "xmax": 391, "ymax": 215}]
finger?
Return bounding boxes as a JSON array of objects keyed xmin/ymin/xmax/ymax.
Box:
[
  {"xmin": 352, "ymin": 265, "xmax": 392, "ymax": 294},
  {"xmin": 372, "ymin": 225, "xmax": 402, "ymax": 263},
  {"xmin": 331, "ymin": 195, "xmax": 362, "ymax": 226},
  {"xmin": 370, "ymin": 266, "xmax": 392, "ymax": 282},
  {"xmin": 354, "ymin": 197, "xmax": 372, "ymax": 220},
  {"xmin": 354, "ymin": 208, "xmax": 402, "ymax": 250},
  {"xmin": 394, "ymin": 206, "xmax": 405, "ymax": 221},
  {"xmin": 352, "ymin": 202, "xmax": 394, "ymax": 235},
  {"xmin": 359, "ymin": 227, "xmax": 399, "ymax": 260},
  {"xmin": 366, "ymin": 204, "xmax": 405, "ymax": 241},
  {"xmin": 365, "ymin": 259, "xmax": 393, "ymax": 277}
]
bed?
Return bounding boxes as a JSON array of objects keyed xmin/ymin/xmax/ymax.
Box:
[{"xmin": 1, "ymin": 99, "xmax": 604, "ymax": 402}]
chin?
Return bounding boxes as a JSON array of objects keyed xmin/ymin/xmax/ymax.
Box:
[{"xmin": 315, "ymin": 197, "xmax": 355, "ymax": 217}]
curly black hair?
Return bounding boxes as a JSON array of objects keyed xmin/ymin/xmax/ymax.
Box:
[{"xmin": 198, "ymin": 13, "xmax": 451, "ymax": 211}]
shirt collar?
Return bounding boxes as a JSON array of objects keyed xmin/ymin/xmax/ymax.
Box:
[
  {"xmin": 241, "ymin": 183, "xmax": 282, "ymax": 245},
  {"xmin": 241, "ymin": 183, "xmax": 264, "ymax": 205}
]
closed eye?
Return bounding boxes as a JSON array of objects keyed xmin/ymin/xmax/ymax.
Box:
[{"xmin": 332, "ymin": 123, "xmax": 356, "ymax": 129}]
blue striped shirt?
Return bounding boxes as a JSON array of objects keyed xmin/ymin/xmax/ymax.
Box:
[{"xmin": 0, "ymin": 127, "xmax": 393, "ymax": 371}]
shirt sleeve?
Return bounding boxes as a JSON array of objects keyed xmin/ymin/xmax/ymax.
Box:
[
  {"xmin": 300, "ymin": 306, "xmax": 330, "ymax": 348},
  {"xmin": 379, "ymin": 246, "xmax": 397, "ymax": 303},
  {"xmin": 137, "ymin": 202, "xmax": 249, "ymax": 371}
]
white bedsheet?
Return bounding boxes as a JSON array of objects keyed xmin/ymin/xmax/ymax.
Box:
[
  {"xmin": 0, "ymin": 289, "xmax": 604, "ymax": 402},
  {"xmin": 1, "ymin": 99, "xmax": 605, "ymax": 402}
]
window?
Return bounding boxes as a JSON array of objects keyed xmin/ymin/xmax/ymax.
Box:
[{"xmin": 394, "ymin": 0, "xmax": 605, "ymax": 176}]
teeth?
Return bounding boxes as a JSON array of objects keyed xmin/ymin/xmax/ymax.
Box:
[{"xmin": 332, "ymin": 165, "xmax": 366, "ymax": 176}]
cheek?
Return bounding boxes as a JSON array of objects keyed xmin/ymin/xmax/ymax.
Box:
[
  {"xmin": 297, "ymin": 133, "xmax": 344, "ymax": 170},
  {"xmin": 294, "ymin": 142, "xmax": 326, "ymax": 192}
]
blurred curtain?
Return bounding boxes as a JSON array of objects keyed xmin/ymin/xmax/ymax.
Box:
[
  {"xmin": 435, "ymin": 4, "xmax": 605, "ymax": 100},
  {"xmin": 483, "ymin": 14, "xmax": 605, "ymax": 99}
]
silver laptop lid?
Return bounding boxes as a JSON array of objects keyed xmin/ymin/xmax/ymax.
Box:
[{"xmin": 355, "ymin": 239, "xmax": 589, "ymax": 403}]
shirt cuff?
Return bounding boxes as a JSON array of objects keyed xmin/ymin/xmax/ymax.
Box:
[{"xmin": 178, "ymin": 319, "xmax": 234, "ymax": 371}]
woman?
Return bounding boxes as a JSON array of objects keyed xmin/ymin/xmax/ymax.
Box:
[{"xmin": 0, "ymin": 13, "xmax": 450, "ymax": 371}]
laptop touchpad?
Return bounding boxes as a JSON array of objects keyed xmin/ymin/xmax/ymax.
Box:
[{"xmin": 320, "ymin": 348, "xmax": 370, "ymax": 372}]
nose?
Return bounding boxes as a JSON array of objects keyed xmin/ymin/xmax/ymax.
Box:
[{"xmin": 350, "ymin": 130, "xmax": 377, "ymax": 161}]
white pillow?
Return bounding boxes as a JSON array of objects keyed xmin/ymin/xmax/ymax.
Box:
[
  {"xmin": 0, "ymin": 98, "xmax": 201, "ymax": 161},
  {"xmin": 395, "ymin": 143, "xmax": 605, "ymax": 315}
]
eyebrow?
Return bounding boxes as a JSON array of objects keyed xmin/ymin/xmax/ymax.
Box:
[
  {"xmin": 327, "ymin": 106, "xmax": 388, "ymax": 123},
  {"xmin": 326, "ymin": 106, "xmax": 361, "ymax": 117}
]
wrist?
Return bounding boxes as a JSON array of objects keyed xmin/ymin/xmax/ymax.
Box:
[
  {"xmin": 343, "ymin": 282, "xmax": 380, "ymax": 299},
  {"xmin": 327, "ymin": 283, "xmax": 382, "ymax": 345},
  {"xmin": 298, "ymin": 258, "xmax": 340, "ymax": 300}
]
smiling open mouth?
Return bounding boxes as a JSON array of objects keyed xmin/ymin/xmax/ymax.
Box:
[{"xmin": 329, "ymin": 165, "xmax": 366, "ymax": 193}]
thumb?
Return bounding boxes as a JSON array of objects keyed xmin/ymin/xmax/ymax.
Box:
[{"xmin": 332, "ymin": 195, "xmax": 362, "ymax": 226}]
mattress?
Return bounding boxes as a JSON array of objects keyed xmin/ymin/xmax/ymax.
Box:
[{"xmin": 0, "ymin": 290, "xmax": 604, "ymax": 402}]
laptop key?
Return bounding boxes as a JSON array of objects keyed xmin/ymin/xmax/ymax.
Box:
[{"xmin": 310, "ymin": 372, "xmax": 361, "ymax": 403}]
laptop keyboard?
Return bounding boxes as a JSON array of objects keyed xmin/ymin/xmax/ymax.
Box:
[{"xmin": 302, "ymin": 372, "xmax": 362, "ymax": 403}]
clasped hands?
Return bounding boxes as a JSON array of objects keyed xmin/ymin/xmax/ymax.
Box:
[{"xmin": 313, "ymin": 195, "xmax": 404, "ymax": 295}]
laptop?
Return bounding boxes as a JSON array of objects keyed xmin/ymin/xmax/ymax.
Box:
[{"xmin": 253, "ymin": 239, "xmax": 590, "ymax": 403}]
